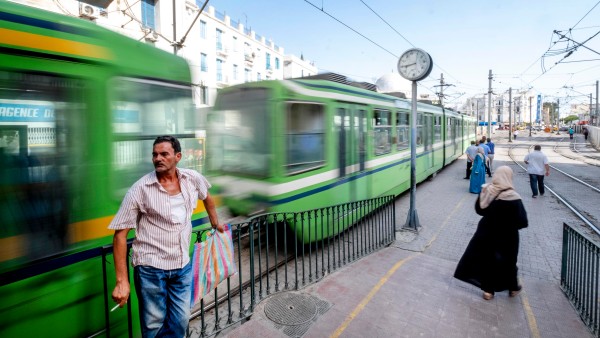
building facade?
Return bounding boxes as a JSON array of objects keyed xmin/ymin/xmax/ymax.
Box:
[{"xmin": 9, "ymin": 0, "xmax": 318, "ymax": 108}]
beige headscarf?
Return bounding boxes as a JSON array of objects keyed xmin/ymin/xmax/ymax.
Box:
[{"xmin": 478, "ymin": 165, "xmax": 521, "ymax": 209}]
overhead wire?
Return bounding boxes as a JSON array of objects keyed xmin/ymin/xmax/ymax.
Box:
[{"xmin": 302, "ymin": 0, "xmax": 398, "ymax": 59}]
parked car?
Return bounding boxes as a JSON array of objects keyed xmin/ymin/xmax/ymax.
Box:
[{"xmin": 559, "ymin": 126, "xmax": 569, "ymax": 131}]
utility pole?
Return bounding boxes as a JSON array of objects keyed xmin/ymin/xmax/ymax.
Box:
[
  {"xmin": 590, "ymin": 93, "xmax": 593, "ymax": 124},
  {"xmin": 508, "ymin": 88, "xmax": 512, "ymax": 142},
  {"xmin": 434, "ymin": 73, "xmax": 454, "ymax": 107},
  {"xmin": 487, "ymin": 70, "xmax": 493, "ymax": 137},
  {"xmin": 594, "ymin": 80, "xmax": 600, "ymax": 127},
  {"xmin": 529, "ymin": 96, "xmax": 532, "ymax": 137},
  {"xmin": 439, "ymin": 73, "xmax": 444, "ymax": 106}
]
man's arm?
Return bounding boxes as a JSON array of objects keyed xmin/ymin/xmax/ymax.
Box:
[
  {"xmin": 203, "ymin": 192, "xmax": 224, "ymax": 233},
  {"xmin": 545, "ymin": 164, "xmax": 550, "ymax": 176},
  {"xmin": 112, "ymin": 228, "xmax": 131, "ymax": 307}
]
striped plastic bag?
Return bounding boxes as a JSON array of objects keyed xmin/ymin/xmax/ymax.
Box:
[{"xmin": 190, "ymin": 224, "xmax": 237, "ymax": 306}]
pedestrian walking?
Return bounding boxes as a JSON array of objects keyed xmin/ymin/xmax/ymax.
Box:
[
  {"xmin": 478, "ymin": 140, "xmax": 492, "ymax": 177},
  {"xmin": 486, "ymin": 138, "xmax": 495, "ymax": 172},
  {"xmin": 464, "ymin": 140, "xmax": 478, "ymax": 179},
  {"xmin": 583, "ymin": 127, "xmax": 589, "ymax": 141},
  {"xmin": 524, "ymin": 144, "xmax": 550, "ymax": 198},
  {"xmin": 454, "ymin": 166, "xmax": 528, "ymax": 300},
  {"xmin": 109, "ymin": 135, "xmax": 224, "ymax": 338},
  {"xmin": 469, "ymin": 147, "xmax": 486, "ymax": 194},
  {"xmin": 569, "ymin": 127, "xmax": 574, "ymax": 139},
  {"xmin": 513, "ymin": 129, "xmax": 519, "ymax": 140}
]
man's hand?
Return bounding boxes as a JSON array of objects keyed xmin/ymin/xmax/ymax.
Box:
[
  {"xmin": 112, "ymin": 280, "xmax": 130, "ymax": 308},
  {"xmin": 214, "ymin": 224, "xmax": 225, "ymax": 233}
]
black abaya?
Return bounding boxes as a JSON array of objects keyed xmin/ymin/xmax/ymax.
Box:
[{"xmin": 454, "ymin": 196, "xmax": 528, "ymax": 294}]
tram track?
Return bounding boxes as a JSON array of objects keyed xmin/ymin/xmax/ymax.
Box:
[{"xmin": 508, "ymin": 144, "xmax": 600, "ymax": 236}]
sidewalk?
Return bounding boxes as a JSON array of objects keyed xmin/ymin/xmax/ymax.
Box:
[{"xmin": 223, "ymin": 131, "xmax": 593, "ymax": 338}]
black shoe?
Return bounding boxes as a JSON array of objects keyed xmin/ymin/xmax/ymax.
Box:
[{"xmin": 463, "ymin": 177, "xmax": 469, "ymax": 179}]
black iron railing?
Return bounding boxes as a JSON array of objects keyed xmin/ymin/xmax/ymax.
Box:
[
  {"xmin": 187, "ymin": 195, "xmax": 396, "ymax": 337},
  {"xmin": 561, "ymin": 223, "xmax": 600, "ymax": 337}
]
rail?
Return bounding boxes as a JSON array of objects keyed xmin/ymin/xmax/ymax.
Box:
[
  {"xmin": 187, "ymin": 195, "xmax": 396, "ymax": 337},
  {"xmin": 561, "ymin": 223, "xmax": 600, "ymax": 337}
]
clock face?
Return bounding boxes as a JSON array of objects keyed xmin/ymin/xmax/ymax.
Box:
[{"xmin": 397, "ymin": 48, "xmax": 433, "ymax": 81}]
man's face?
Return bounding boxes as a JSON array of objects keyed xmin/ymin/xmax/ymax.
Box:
[{"xmin": 152, "ymin": 142, "xmax": 181, "ymax": 173}]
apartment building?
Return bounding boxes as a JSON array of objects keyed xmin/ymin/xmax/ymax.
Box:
[{"xmin": 9, "ymin": 0, "xmax": 318, "ymax": 108}]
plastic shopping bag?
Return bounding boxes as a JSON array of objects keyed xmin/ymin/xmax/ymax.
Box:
[{"xmin": 190, "ymin": 224, "xmax": 237, "ymax": 306}]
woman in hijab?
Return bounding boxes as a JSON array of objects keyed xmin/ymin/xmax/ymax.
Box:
[
  {"xmin": 469, "ymin": 147, "xmax": 486, "ymax": 193},
  {"xmin": 454, "ymin": 166, "xmax": 528, "ymax": 300}
]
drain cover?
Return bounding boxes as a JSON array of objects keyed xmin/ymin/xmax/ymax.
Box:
[{"xmin": 264, "ymin": 292, "xmax": 318, "ymax": 326}]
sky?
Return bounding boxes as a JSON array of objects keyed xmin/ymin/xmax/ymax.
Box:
[{"xmin": 210, "ymin": 0, "xmax": 600, "ymax": 114}]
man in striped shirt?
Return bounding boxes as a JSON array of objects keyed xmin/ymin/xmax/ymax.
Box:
[{"xmin": 109, "ymin": 135, "xmax": 224, "ymax": 338}]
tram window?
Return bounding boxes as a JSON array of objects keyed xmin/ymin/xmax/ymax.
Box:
[
  {"xmin": 416, "ymin": 113, "xmax": 423, "ymax": 146},
  {"xmin": 0, "ymin": 70, "xmax": 81, "ymax": 264},
  {"xmin": 396, "ymin": 112, "xmax": 409, "ymax": 151},
  {"xmin": 110, "ymin": 78, "xmax": 195, "ymax": 194},
  {"xmin": 285, "ymin": 103, "xmax": 325, "ymax": 175},
  {"xmin": 374, "ymin": 109, "xmax": 391, "ymax": 155},
  {"xmin": 434, "ymin": 116, "xmax": 442, "ymax": 142}
]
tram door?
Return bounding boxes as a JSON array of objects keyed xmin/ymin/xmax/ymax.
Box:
[
  {"xmin": 424, "ymin": 114, "xmax": 433, "ymax": 168},
  {"xmin": 336, "ymin": 104, "xmax": 367, "ymax": 201}
]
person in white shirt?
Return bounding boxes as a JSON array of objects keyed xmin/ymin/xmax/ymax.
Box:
[
  {"xmin": 523, "ymin": 145, "xmax": 550, "ymax": 198},
  {"xmin": 109, "ymin": 135, "xmax": 224, "ymax": 337}
]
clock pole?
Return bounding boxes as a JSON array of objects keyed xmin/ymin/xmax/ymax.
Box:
[
  {"xmin": 397, "ymin": 48, "xmax": 433, "ymax": 231},
  {"xmin": 405, "ymin": 79, "xmax": 420, "ymax": 230}
]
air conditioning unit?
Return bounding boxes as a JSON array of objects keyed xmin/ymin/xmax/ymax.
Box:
[
  {"xmin": 79, "ymin": 3, "xmax": 100, "ymax": 20},
  {"xmin": 143, "ymin": 29, "xmax": 159, "ymax": 42}
]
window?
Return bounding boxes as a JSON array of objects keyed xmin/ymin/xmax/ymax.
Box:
[
  {"xmin": 416, "ymin": 114, "xmax": 423, "ymax": 146},
  {"xmin": 266, "ymin": 53, "xmax": 271, "ymax": 69},
  {"xmin": 208, "ymin": 88, "xmax": 271, "ymax": 177},
  {"xmin": 200, "ymin": 53, "xmax": 207, "ymax": 72},
  {"xmin": 373, "ymin": 109, "xmax": 391, "ymax": 155},
  {"xmin": 396, "ymin": 111, "xmax": 409, "ymax": 151},
  {"xmin": 0, "ymin": 70, "xmax": 82, "ymax": 260},
  {"xmin": 199, "ymin": 20, "xmax": 206, "ymax": 39},
  {"xmin": 111, "ymin": 78, "xmax": 195, "ymax": 189},
  {"xmin": 141, "ymin": 0, "xmax": 156, "ymax": 29},
  {"xmin": 244, "ymin": 68, "xmax": 250, "ymax": 82},
  {"xmin": 233, "ymin": 64, "xmax": 238, "ymax": 80},
  {"xmin": 285, "ymin": 103, "xmax": 325, "ymax": 174},
  {"xmin": 216, "ymin": 59, "xmax": 223, "ymax": 82},
  {"xmin": 216, "ymin": 29, "xmax": 223, "ymax": 51},
  {"xmin": 232, "ymin": 36, "xmax": 237, "ymax": 51},
  {"xmin": 200, "ymin": 85, "xmax": 208, "ymax": 105},
  {"xmin": 257, "ymin": 72, "xmax": 261, "ymax": 81},
  {"xmin": 244, "ymin": 42, "xmax": 251, "ymax": 60},
  {"xmin": 434, "ymin": 116, "xmax": 441, "ymax": 142},
  {"xmin": 275, "ymin": 57, "xmax": 280, "ymax": 70}
]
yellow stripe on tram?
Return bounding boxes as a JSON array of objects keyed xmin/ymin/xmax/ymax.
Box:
[{"xmin": 0, "ymin": 28, "xmax": 114, "ymax": 60}]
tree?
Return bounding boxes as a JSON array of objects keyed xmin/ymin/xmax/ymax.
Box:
[{"xmin": 563, "ymin": 114, "xmax": 579, "ymax": 124}]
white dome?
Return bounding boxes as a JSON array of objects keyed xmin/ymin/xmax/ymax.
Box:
[{"xmin": 375, "ymin": 72, "xmax": 411, "ymax": 93}]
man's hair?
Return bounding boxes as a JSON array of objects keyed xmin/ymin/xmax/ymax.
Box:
[
  {"xmin": 534, "ymin": 144, "xmax": 541, "ymax": 151},
  {"xmin": 471, "ymin": 140, "xmax": 476, "ymax": 145},
  {"xmin": 154, "ymin": 135, "xmax": 182, "ymax": 153},
  {"xmin": 487, "ymin": 138, "xmax": 492, "ymax": 142}
]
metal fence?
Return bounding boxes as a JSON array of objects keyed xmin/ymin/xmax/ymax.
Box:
[
  {"xmin": 561, "ymin": 223, "xmax": 600, "ymax": 337},
  {"xmin": 187, "ymin": 195, "xmax": 396, "ymax": 337}
]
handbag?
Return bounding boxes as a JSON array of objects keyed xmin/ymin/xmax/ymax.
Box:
[{"xmin": 190, "ymin": 224, "xmax": 237, "ymax": 306}]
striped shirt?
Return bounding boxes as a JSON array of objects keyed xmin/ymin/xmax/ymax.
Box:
[{"xmin": 109, "ymin": 168, "xmax": 211, "ymax": 270}]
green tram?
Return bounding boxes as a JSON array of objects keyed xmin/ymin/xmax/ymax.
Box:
[
  {"xmin": 207, "ymin": 79, "xmax": 477, "ymax": 242},
  {"xmin": 0, "ymin": 2, "xmax": 209, "ymax": 337}
]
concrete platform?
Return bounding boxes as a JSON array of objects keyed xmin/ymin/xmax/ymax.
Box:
[{"xmin": 221, "ymin": 130, "xmax": 594, "ymax": 338}]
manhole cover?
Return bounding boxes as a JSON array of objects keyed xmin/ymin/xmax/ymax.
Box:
[{"xmin": 264, "ymin": 292, "xmax": 318, "ymax": 326}]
